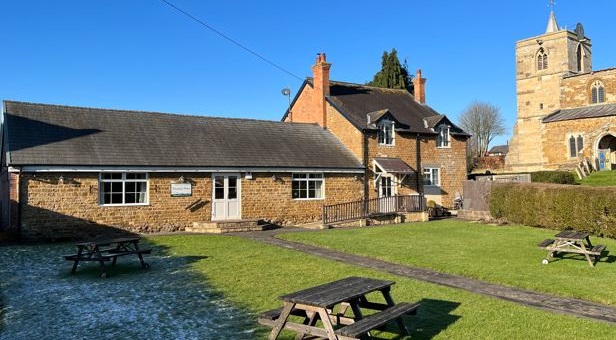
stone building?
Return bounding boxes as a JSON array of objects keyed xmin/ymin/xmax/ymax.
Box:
[
  {"xmin": 284, "ymin": 53, "xmax": 469, "ymax": 207},
  {"xmin": 507, "ymin": 10, "xmax": 616, "ymax": 172},
  {"xmin": 0, "ymin": 54, "xmax": 468, "ymax": 240},
  {"xmin": 1, "ymin": 101, "xmax": 364, "ymax": 240}
]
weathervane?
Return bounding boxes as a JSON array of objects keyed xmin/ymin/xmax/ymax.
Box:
[{"xmin": 549, "ymin": 0, "xmax": 556, "ymax": 11}]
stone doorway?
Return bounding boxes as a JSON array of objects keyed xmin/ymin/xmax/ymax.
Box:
[{"xmin": 597, "ymin": 134, "xmax": 616, "ymax": 170}]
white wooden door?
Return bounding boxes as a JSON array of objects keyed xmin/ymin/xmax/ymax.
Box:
[
  {"xmin": 212, "ymin": 174, "xmax": 240, "ymax": 220},
  {"xmin": 378, "ymin": 176, "xmax": 396, "ymax": 213}
]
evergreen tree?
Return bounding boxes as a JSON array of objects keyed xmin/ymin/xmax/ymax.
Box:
[{"xmin": 368, "ymin": 49, "xmax": 414, "ymax": 94}]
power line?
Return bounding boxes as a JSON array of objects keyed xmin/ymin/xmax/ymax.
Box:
[{"xmin": 158, "ymin": 0, "xmax": 304, "ymax": 82}]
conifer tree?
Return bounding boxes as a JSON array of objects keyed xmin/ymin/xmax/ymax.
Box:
[{"xmin": 368, "ymin": 49, "xmax": 414, "ymax": 94}]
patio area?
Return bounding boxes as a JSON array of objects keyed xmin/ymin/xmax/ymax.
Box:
[{"xmin": 0, "ymin": 242, "xmax": 258, "ymax": 339}]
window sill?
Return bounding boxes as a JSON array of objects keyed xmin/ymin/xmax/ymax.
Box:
[
  {"xmin": 99, "ymin": 203, "xmax": 150, "ymax": 207},
  {"xmin": 292, "ymin": 198, "xmax": 325, "ymax": 201},
  {"xmin": 436, "ymin": 146, "xmax": 451, "ymax": 149},
  {"xmin": 378, "ymin": 143, "xmax": 395, "ymax": 147}
]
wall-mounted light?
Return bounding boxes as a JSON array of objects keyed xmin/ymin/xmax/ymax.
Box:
[
  {"xmin": 179, "ymin": 175, "xmax": 185, "ymax": 183},
  {"xmin": 245, "ymin": 172, "xmax": 253, "ymax": 180},
  {"xmin": 271, "ymin": 174, "xmax": 279, "ymax": 182},
  {"xmin": 58, "ymin": 175, "xmax": 64, "ymax": 185}
]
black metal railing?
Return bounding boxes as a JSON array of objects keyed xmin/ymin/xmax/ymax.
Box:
[{"xmin": 322, "ymin": 195, "xmax": 425, "ymax": 225}]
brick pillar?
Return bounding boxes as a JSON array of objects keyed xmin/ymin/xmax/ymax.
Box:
[
  {"xmin": 413, "ymin": 69, "xmax": 427, "ymax": 104},
  {"xmin": 312, "ymin": 53, "xmax": 331, "ymax": 128}
]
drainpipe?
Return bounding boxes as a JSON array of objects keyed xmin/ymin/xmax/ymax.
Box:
[
  {"xmin": 416, "ymin": 134, "xmax": 423, "ymax": 210},
  {"xmin": 416, "ymin": 134, "xmax": 422, "ymax": 193}
]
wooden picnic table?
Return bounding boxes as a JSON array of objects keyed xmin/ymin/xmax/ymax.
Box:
[
  {"xmin": 64, "ymin": 236, "xmax": 151, "ymax": 277},
  {"xmin": 258, "ymin": 276, "xmax": 419, "ymax": 340},
  {"xmin": 538, "ymin": 230, "xmax": 607, "ymax": 267}
]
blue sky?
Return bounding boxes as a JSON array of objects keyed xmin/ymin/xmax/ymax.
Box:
[{"xmin": 2, "ymin": 1, "xmax": 616, "ymax": 147}]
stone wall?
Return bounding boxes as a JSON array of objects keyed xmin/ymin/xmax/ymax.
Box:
[
  {"xmin": 364, "ymin": 131, "xmax": 467, "ymax": 208},
  {"xmin": 421, "ymin": 135, "xmax": 468, "ymax": 208},
  {"xmin": 561, "ymin": 68, "xmax": 616, "ymax": 108},
  {"xmin": 17, "ymin": 171, "xmax": 362, "ymax": 240},
  {"xmin": 542, "ymin": 117, "xmax": 616, "ymax": 169}
]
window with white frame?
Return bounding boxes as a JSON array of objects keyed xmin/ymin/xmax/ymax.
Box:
[
  {"xmin": 377, "ymin": 120, "xmax": 394, "ymax": 145},
  {"xmin": 292, "ymin": 173, "xmax": 324, "ymax": 199},
  {"xmin": 423, "ymin": 168, "xmax": 440, "ymax": 186},
  {"xmin": 436, "ymin": 125, "xmax": 450, "ymax": 148},
  {"xmin": 100, "ymin": 173, "xmax": 148, "ymax": 205},
  {"xmin": 568, "ymin": 135, "xmax": 584, "ymax": 158}
]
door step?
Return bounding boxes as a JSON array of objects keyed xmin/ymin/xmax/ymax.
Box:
[{"xmin": 186, "ymin": 219, "xmax": 270, "ymax": 234}]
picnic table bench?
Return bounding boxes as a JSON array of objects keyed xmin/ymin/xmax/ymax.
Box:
[
  {"xmin": 64, "ymin": 236, "xmax": 151, "ymax": 277},
  {"xmin": 258, "ymin": 276, "xmax": 419, "ymax": 340},
  {"xmin": 538, "ymin": 230, "xmax": 607, "ymax": 267}
]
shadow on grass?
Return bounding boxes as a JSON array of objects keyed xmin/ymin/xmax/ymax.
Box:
[
  {"xmin": 356, "ymin": 298, "xmax": 461, "ymax": 340},
  {"xmin": 0, "ymin": 240, "xmax": 259, "ymax": 339}
]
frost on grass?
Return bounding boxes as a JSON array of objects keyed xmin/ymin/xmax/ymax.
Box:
[{"xmin": 0, "ymin": 243, "xmax": 258, "ymax": 339}]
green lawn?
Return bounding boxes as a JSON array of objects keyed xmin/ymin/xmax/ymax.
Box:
[
  {"xmin": 579, "ymin": 170, "xmax": 616, "ymax": 186},
  {"xmin": 149, "ymin": 233, "xmax": 616, "ymax": 339},
  {"xmin": 279, "ymin": 220, "xmax": 616, "ymax": 306}
]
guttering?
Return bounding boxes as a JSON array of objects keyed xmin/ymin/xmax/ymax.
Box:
[{"xmin": 13, "ymin": 165, "xmax": 365, "ymax": 174}]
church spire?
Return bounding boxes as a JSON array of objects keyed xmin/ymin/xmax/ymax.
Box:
[{"xmin": 545, "ymin": 1, "xmax": 559, "ymax": 33}]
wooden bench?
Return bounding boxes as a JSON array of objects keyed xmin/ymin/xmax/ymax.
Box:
[
  {"xmin": 257, "ymin": 307, "xmax": 309, "ymax": 327},
  {"xmin": 588, "ymin": 244, "xmax": 607, "ymax": 256},
  {"xmin": 537, "ymin": 239, "xmax": 555, "ymax": 248},
  {"xmin": 335, "ymin": 302, "xmax": 420, "ymax": 339}
]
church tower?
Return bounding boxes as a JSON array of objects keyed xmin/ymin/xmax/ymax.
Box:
[{"xmin": 506, "ymin": 7, "xmax": 592, "ymax": 171}]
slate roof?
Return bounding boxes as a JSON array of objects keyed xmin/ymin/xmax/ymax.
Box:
[
  {"xmin": 373, "ymin": 157, "xmax": 415, "ymax": 173},
  {"xmin": 292, "ymin": 80, "xmax": 469, "ymax": 137},
  {"xmin": 542, "ymin": 103, "xmax": 616, "ymax": 123},
  {"xmin": 2, "ymin": 101, "xmax": 364, "ymax": 170}
]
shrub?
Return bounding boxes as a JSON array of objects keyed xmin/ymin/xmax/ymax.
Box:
[
  {"xmin": 489, "ymin": 182, "xmax": 616, "ymax": 238},
  {"xmin": 530, "ymin": 171, "xmax": 576, "ymax": 184}
]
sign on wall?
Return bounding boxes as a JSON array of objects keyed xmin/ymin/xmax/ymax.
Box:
[{"xmin": 170, "ymin": 183, "xmax": 192, "ymax": 197}]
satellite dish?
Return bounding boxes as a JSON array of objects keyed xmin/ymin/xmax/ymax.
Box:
[
  {"xmin": 281, "ymin": 88, "xmax": 291, "ymax": 96},
  {"xmin": 575, "ymin": 23, "xmax": 585, "ymax": 40}
]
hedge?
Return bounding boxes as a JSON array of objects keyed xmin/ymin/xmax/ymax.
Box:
[
  {"xmin": 530, "ymin": 171, "xmax": 576, "ymax": 184},
  {"xmin": 490, "ymin": 182, "xmax": 616, "ymax": 238}
]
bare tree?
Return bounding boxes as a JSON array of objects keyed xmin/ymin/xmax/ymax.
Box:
[{"xmin": 459, "ymin": 101, "xmax": 506, "ymax": 159}]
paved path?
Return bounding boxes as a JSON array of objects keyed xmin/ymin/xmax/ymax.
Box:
[{"xmin": 239, "ymin": 228, "xmax": 616, "ymax": 324}]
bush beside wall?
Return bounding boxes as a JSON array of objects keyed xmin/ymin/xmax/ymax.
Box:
[
  {"xmin": 490, "ymin": 182, "xmax": 616, "ymax": 238},
  {"xmin": 530, "ymin": 171, "xmax": 576, "ymax": 184}
]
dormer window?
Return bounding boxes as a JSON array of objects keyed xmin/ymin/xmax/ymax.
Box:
[
  {"xmin": 537, "ymin": 49, "xmax": 548, "ymax": 71},
  {"xmin": 378, "ymin": 120, "xmax": 394, "ymax": 145},
  {"xmin": 591, "ymin": 80, "xmax": 605, "ymax": 104},
  {"xmin": 436, "ymin": 125, "xmax": 450, "ymax": 148}
]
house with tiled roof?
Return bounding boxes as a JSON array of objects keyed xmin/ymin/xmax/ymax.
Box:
[
  {"xmin": 0, "ymin": 100, "xmax": 366, "ymax": 240},
  {"xmin": 284, "ymin": 53, "xmax": 469, "ymax": 207},
  {"xmin": 507, "ymin": 10, "xmax": 616, "ymax": 172}
]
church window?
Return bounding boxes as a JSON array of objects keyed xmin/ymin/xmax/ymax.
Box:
[
  {"xmin": 591, "ymin": 80, "xmax": 605, "ymax": 104},
  {"xmin": 537, "ymin": 49, "xmax": 548, "ymax": 70},
  {"xmin": 576, "ymin": 44, "xmax": 583, "ymax": 72},
  {"xmin": 568, "ymin": 135, "xmax": 584, "ymax": 158}
]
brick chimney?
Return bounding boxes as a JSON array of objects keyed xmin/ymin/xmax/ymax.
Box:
[
  {"xmin": 413, "ymin": 68, "xmax": 426, "ymax": 104},
  {"xmin": 312, "ymin": 53, "xmax": 331, "ymax": 128}
]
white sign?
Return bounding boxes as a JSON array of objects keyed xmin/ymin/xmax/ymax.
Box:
[{"xmin": 171, "ymin": 183, "xmax": 192, "ymax": 197}]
